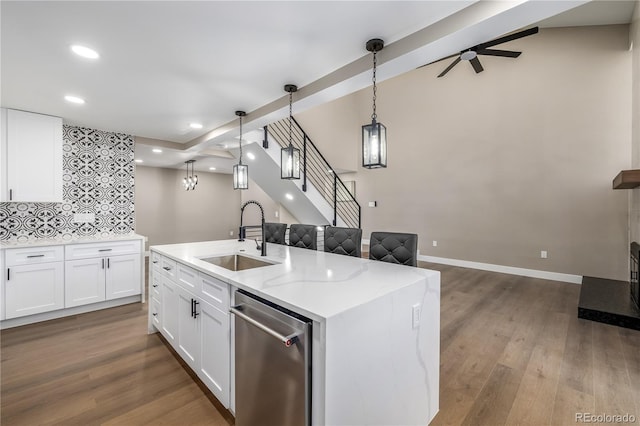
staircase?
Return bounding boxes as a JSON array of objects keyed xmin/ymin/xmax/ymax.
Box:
[{"xmin": 236, "ymin": 118, "xmax": 360, "ymax": 229}]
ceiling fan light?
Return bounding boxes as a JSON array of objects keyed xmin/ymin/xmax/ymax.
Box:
[{"xmin": 460, "ymin": 50, "xmax": 477, "ymax": 61}]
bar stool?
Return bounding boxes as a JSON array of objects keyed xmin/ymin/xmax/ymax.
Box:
[
  {"xmin": 369, "ymin": 232, "xmax": 418, "ymax": 266},
  {"xmin": 263, "ymin": 222, "xmax": 287, "ymax": 245},
  {"xmin": 288, "ymin": 224, "xmax": 318, "ymax": 250},
  {"xmin": 324, "ymin": 226, "xmax": 362, "ymax": 257}
]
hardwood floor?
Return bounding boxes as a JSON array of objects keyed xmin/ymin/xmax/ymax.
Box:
[{"xmin": 1, "ymin": 261, "xmax": 639, "ymax": 425}]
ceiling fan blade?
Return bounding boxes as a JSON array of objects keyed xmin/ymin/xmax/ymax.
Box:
[
  {"xmin": 470, "ymin": 57, "xmax": 484, "ymax": 73},
  {"xmin": 418, "ymin": 53, "xmax": 459, "ymax": 69},
  {"xmin": 476, "ymin": 48, "xmax": 521, "ymax": 58},
  {"xmin": 477, "ymin": 26, "xmax": 539, "ymax": 49},
  {"xmin": 437, "ymin": 56, "xmax": 461, "ymax": 78}
]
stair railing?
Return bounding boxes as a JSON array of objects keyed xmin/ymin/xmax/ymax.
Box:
[{"xmin": 264, "ymin": 117, "xmax": 361, "ymax": 229}]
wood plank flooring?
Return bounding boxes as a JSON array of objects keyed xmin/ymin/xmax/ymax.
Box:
[{"xmin": 2, "ymin": 261, "xmax": 639, "ymax": 425}]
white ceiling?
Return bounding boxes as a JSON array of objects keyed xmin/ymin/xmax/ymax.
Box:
[{"xmin": 1, "ymin": 1, "xmax": 636, "ymax": 174}]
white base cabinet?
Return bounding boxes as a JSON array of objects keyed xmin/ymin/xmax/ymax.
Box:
[
  {"xmin": 4, "ymin": 245, "xmax": 65, "ymax": 319},
  {"xmin": 5, "ymin": 262, "xmax": 64, "ymax": 319},
  {"xmin": 1, "ymin": 238, "xmax": 143, "ymax": 327},
  {"xmin": 64, "ymin": 242, "xmax": 142, "ymax": 308},
  {"xmin": 65, "ymin": 258, "xmax": 106, "ymax": 307},
  {"xmin": 150, "ymin": 252, "xmax": 230, "ymax": 409}
]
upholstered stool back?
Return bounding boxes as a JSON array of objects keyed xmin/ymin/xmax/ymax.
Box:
[
  {"xmin": 263, "ymin": 222, "xmax": 287, "ymax": 245},
  {"xmin": 369, "ymin": 232, "xmax": 418, "ymax": 266},
  {"xmin": 324, "ymin": 226, "xmax": 362, "ymax": 257},
  {"xmin": 288, "ymin": 224, "xmax": 318, "ymax": 250}
]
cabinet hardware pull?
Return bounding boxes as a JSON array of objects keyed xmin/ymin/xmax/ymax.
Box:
[
  {"xmin": 162, "ymin": 266, "xmax": 171, "ymax": 271},
  {"xmin": 102, "ymin": 259, "xmax": 105, "ymax": 269},
  {"xmin": 107, "ymin": 258, "xmax": 110, "ymax": 268},
  {"xmin": 27, "ymin": 254, "xmax": 45, "ymax": 258},
  {"xmin": 152, "ymin": 284, "xmax": 158, "ymax": 288},
  {"xmin": 191, "ymin": 299, "xmax": 195, "ymax": 318},
  {"xmin": 194, "ymin": 300, "xmax": 200, "ymax": 318},
  {"xmin": 9, "ymin": 189, "xmax": 12, "ymax": 201},
  {"xmin": 152, "ymin": 313, "xmax": 158, "ymax": 317},
  {"xmin": 99, "ymin": 249, "xmax": 112, "ymax": 252},
  {"xmin": 7, "ymin": 268, "xmax": 10, "ymax": 281},
  {"xmin": 152, "ymin": 260, "xmax": 158, "ymax": 264}
]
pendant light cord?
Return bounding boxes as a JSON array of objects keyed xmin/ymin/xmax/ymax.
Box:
[
  {"xmin": 371, "ymin": 50, "xmax": 377, "ymax": 122},
  {"xmin": 288, "ymin": 91, "xmax": 293, "ymax": 148}
]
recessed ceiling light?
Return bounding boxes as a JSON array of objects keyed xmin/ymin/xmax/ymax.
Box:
[
  {"xmin": 209, "ymin": 167, "xmax": 216, "ymax": 171},
  {"xmin": 71, "ymin": 45, "xmax": 99, "ymax": 59},
  {"xmin": 65, "ymin": 95, "xmax": 85, "ymax": 104},
  {"xmin": 190, "ymin": 123, "xmax": 203, "ymax": 129},
  {"xmin": 152, "ymin": 148, "xmax": 162, "ymax": 153},
  {"xmin": 285, "ymin": 193, "xmax": 293, "ymax": 200},
  {"xmin": 135, "ymin": 159, "xmax": 143, "ymax": 163},
  {"xmin": 247, "ymin": 152, "xmax": 256, "ymax": 160}
]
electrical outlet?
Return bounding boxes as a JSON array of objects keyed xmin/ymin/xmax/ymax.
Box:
[
  {"xmin": 368, "ymin": 201, "xmax": 377, "ymax": 207},
  {"xmin": 73, "ymin": 213, "xmax": 95, "ymax": 223},
  {"xmin": 541, "ymin": 250, "xmax": 548, "ymax": 259},
  {"xmin": 275, "ymin": 211, "xmax": 279, "ymax": 218},
  {"xmin": 230, "ymin": 230, "xmax": 234, "ymax": 236},
  {"xmin": 432, "ymin": 240, "xmax": 437, "ymax": 247},
  {"xmin": 412, "ymin": 304, "xmax": 421, "ymax": 329}
]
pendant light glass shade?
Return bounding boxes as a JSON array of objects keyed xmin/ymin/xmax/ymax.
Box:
[
  {"xmin": 233, "ymin": 163, "xmax": 248, "ymax": 190},
  {"xmin": 362, "ymin": 38, "xmax": 387, "ymax": 169},
  {"xmin": 233, "ymin": 111, "xmax": 249, "ymax": 190},
  {"xmin": 362, "ymin": 120, "xmax": 387, "ymax": 168},
  {"xmin": 281, "ymin": 144, "xmax": 300, "ymax": 179},
  {"xmin": 281, "ymin": 84, "xmax": 301, "ymax": 180}
]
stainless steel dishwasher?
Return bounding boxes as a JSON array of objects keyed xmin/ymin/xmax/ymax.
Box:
[{"xmin": 231, "ymin": 289, "xmax": 312, "ymax": 426}]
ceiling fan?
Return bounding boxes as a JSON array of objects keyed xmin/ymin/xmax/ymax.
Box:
[{"xmin": 434, "ymin": 26, "xmax": 539, "ymax": 78}]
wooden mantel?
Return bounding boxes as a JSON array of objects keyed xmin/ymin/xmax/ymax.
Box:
[{"xmin": 613, "ymin": 170, "xmax": 640, "ymax": 189}]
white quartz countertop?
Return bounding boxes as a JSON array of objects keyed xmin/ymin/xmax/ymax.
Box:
[
  {"xmin": 0, "ymin": 233, "xmax": 146, "ymax": 249},
  {"xmin": 151, "ymin": 239, "xmax": 439, "ymax": 321}
]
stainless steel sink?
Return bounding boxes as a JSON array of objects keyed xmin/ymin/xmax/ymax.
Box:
[{"xmin": 199, "ymin": 254, "xmax": 275, "ymax": 271}]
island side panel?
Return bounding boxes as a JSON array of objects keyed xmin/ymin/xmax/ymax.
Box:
[{"xmin": 323, "ymin": 272, "xmax": 440, "ymax": 425}]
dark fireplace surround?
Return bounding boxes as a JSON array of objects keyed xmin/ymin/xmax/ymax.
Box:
[{"xmin": 577, "ymin": 242, "xmax": 640, "ymax": 331}]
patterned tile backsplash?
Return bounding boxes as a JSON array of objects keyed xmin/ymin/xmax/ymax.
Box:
[{"xmin": 0, "ymin": 125, "xmax": 135, "ymax": 242}]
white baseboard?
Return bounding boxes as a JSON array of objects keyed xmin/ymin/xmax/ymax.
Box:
[{"xmin": 418, "ymin": 254, "xmax": 583, "ymax": 284}]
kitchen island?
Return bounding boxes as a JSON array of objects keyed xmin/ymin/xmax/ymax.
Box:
[{"xmin": 148, "ymin": 239, "xmax": 440, "ymax": 425}]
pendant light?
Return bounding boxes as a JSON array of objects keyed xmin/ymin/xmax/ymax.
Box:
[
  {"xmin": 183, "ymin": 160, "xmax": 198, "ymax": 191},
  {"xmin": 362, "ymin": 38, "xmax": 387, "ymax": 169},
  {"xmin": 281, "ymin": 84, "xmax": 301, "ymax": 180},
  {"xmin": 233, "ymin": 110, "xmax": 249, "ymax": 190}
]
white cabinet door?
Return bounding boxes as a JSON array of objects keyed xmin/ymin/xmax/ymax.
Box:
[
  {"xmin": 150, "ymin": 297, "xmax": 161, "ymax": 329},
  {"xmin": 64, "ymin": 258, "xmax": 106, "ymax": 308},
  {"xmin": 5, "ymin": 262, "xmax": 64, "ymax": 318},
  {"xmin": 3, "ymin": 109, "xmax": 62, "ymax": 202},
  {"xmin": 177, "ymin": 285, "xmax": 200, "ymax": 371},
  {"xmin": 105, "ymin": 254, "xmax": 141, "ymax": 300},
  {"xmin": 161, "ymin": 277, "xmax": 178, "ymax": 347},
  {"xmin": 199, "ymin": 301, "xmax": 230, "ymax": 408}
]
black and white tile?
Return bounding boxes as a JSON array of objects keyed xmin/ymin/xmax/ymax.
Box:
[{"xmin": 0, "ymin": 125, "xmax": 135, "ymax": 242}]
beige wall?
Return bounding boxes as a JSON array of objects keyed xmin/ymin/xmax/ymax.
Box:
[
  {"xmin": 135, "ymin": 166, "xmax": 240, "ymax": 247},
  {"xmin": 631, "ymin": 2, "xmax": 640, "ymax": 245},
  {"xmin": 296, "ymin": 25, "xmax": 632, "ymax": 280}
]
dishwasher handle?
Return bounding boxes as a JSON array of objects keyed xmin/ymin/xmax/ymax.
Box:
[{"xmin": 230, "ymin": 305, "xmax": 299, "ymax": 347}]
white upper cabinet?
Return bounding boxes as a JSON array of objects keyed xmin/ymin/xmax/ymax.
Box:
[{"xmin": 1, "ymin": 108, "xmax": 63, "ymax": 202}]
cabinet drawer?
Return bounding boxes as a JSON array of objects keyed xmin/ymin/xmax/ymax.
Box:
[
  {"xmin": 151, "ymin": 297, "xmax": 161, "ymax": 328},
  {"xmin": 177, "ymin": 263, "xmax": 200, "ymax": 293},
  {"xmin": 150, "ymin": 273, "xmax": 161, "ymax": 299},
  {"xmin": 150, "ymin": 251, "xmax": 161, "ymax": 270},
  {"xmin": 199, "ymin": 273, "xmax": 229, "ymax": 311},
  {"xmin": 159, "ymin": 256, "xmax": 177, "ymax": 280},
  {"xmin": 5, "ymin": 245, "xmax": 64, "ymax": 266},
  {"xmin": 65, "ymin": 240, "xmax": 141, "ymax": 260}
]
